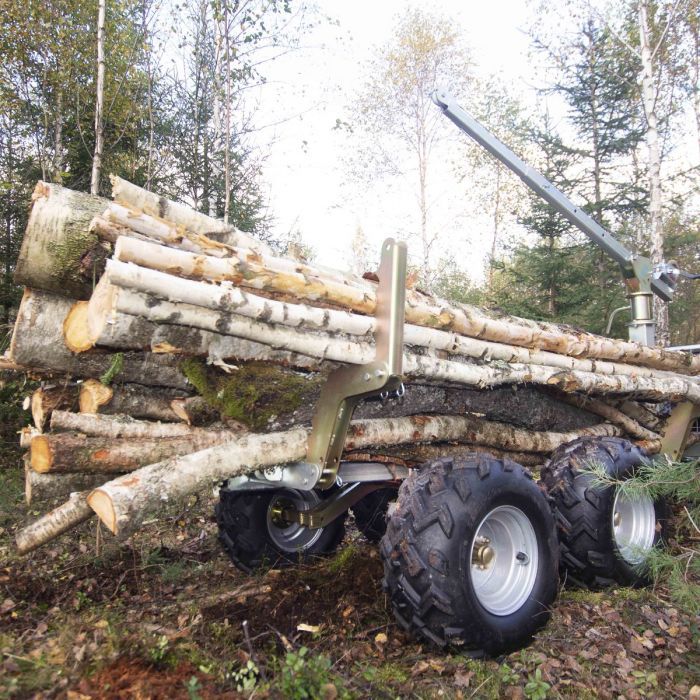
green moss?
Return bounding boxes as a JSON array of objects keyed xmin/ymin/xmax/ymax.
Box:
[{"xmin": 181, "ymin": 359, "xmax": 320, "ymax": 431}]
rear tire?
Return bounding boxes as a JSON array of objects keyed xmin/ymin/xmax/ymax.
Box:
[
  {"xmin": 380, "ymin": 454, "xmax": 558, "ymax": 654},
  {"xmin": 216, "ymin": 488, "xmax": 346, "ymax": 574},
  {"xmin": 352, "ymin": 487, "xmax": 397, "ymax": 542},
  {"xmin": 540, "ymin": 437, "xmax": 668, "ymax": 588}
]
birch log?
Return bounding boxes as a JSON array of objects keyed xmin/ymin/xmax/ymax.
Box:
[
  {"xmin": 97, "ymin": 258, "xmax": 700, "ymax": 384},
  {"xmin": 87, "ymin": 416, "xmax": 622, "ymax": 536},
  {"xmin": 10, "ymin": 289, "xmax": 189, "ymax": 390},
  {"xmin": 110, "ymin": 175, "xmax": 271, "ymax": 255},
  {"xmin": 50, "ymin": 410, "xmax": 232, "ymax": 439},
  {"xmin": 101, "ymin": 287, "xmax": 700, "ymax": 404},
  {"xmin": 79, "ymin": 380, "xmax": 187, "ymax": 422},
  {"xmin": 113, "ymin": 236, "xmax": 700, "ymax": 374},
  {"xmin": 30, "ymin": 430, "xmax": 239, "ymax": 473},
  {"xmin": 25, "ymin": 461, "xmax": 116, "ymax": 505},
  {"xmin": 558, "ymin": 394, "xmax": 660, "ymax": 440},
  {"xmin": 14, "ymin": 182, "xmax": 109, "ymax": 298},
  {"xmin": 16, "ymin": 492, "xmax": 94, "ymax": 555}
]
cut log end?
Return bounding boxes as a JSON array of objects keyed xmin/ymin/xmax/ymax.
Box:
[
  {"xmin": 87, "ymin": 489, "xmax": 117, "ymax": 534},
  {"xmin": 79, "ymin": 378, "xmax": 114, "ymax": 414},
  {"xmin": 30, "ymin": 436, "xmax": 52, "ymax": 473},
  {"xmin": 63, "ymin": 301, "xmax": 93, "ymax": 353}
]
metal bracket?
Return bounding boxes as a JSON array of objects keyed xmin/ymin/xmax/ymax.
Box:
[
  {"xmin": 659, "ymin": 401, "xmax": 700, "ymax": 461},
  {"xmin": 304, "ymin": 238, "xmax": 407, "ymax": 490}
]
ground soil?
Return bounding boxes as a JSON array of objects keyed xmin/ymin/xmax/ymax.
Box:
[{"xmin": 0, "ymin": 458, "xmax": 698, "ymax": 699}]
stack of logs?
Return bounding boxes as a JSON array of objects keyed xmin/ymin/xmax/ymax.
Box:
[{"xmin": 7, "ymin": 177, "xmax": 699, "ymax": 554}]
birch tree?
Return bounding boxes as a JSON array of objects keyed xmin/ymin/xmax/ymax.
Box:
[
  {"xmin": 90, "ymin": 0, "xmax": 107, "ymax": 194},
  {"xmin": 349, "ymin": 9, "xmax": 473, "ymax": 290}
]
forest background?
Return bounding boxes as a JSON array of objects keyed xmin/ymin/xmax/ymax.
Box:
[{"xmin": 1, "ymin": 0, "xmax": 699, "ymax": 353}]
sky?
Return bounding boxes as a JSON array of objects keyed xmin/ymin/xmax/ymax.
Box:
[{"xmin": 249, "ymin": 0, "xmax": 538, "ymax": 280}]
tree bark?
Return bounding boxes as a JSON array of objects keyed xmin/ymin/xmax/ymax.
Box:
[
  {"xmin": 79, "ymin": 380, "xmax": 187, "ymax": 422},
  {"xmin": 14, "ymin": 183, "xmax": 108, "ymax": 299},
  {"xmin": 113, "ymin": 236, "xmax": 700, "ymax": 374},
  {"xmin": 638, "ymin": 1, "xmax": 669, "ymax": 346},
  {"xmin": 50, "ymin": 410, "xmax": 232, "ymax": 439},
  {"xmin": 87, "ymin": 415, "xmax": 621, "ymax": 536},
  {"xmin": 25, "ymin": 460, "xmax": 115, "ymax": 505},
  {"xmin": 10, "ymin": 289, "xmax": 189, "ymax": 389},
  {"xmin": 30, "ymin": 430, "xmax": 240, "ymax": 474},
  {"xmin": 372, "ymin": 444, "xmax": 546, "ymax": 467},
  {"xmin": 90, "ymin": 0, "xmax": 106, "ymax": 195},
  {"xmin": 98, "ymin": 287, "xmax": 700, "ymax": 404},
  {"xmin": 109, "ymin": 175, "xmax": 270, "ymax": 255},
  {"xmin": 16, "ymin": 492, "xmax": 94, "ymax": 555}
]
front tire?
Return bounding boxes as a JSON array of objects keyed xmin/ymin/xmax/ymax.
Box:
[
  {"xmin": 381, "ymin": 455, "xmax": 559, "ymax": 654},
  {"xmin": 541, "ymin": 437, "xmax": 668, "ymax": 588},
  {"xmin": 216, "ymin": 488, "xmax": 346, "ymax": 574}
]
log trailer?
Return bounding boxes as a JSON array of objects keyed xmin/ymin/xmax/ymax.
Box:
[{"xmin": 215, "ymin": 95, "xmax": 692, "ymax": 654}]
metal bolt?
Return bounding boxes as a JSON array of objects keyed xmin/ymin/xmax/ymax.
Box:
[{"xmin": 516, "ymin": 551, "xmax": 530, "ymax": 565}]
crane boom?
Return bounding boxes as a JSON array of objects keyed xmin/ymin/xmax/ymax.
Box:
[{"xmin": 432, "ymin": 89, "xmax": 678, "ymax": 346}]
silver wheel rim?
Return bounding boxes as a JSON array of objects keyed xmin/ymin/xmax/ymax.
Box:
[
  {"xmin": 469, "ymin": 505, "xmax": 539, "ymax": 616},
  {"xmin": 266, "ymin": 489, "xmax": 323, "ymax": 553},
  {"xmin": 612, "ymin": 490, "xmax": 656, "ymax": 565}
]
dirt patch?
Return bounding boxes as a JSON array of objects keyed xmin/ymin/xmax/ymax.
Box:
[{"xmin": 72, "ymin": 658, "xmax": 240, "ymax": 699}]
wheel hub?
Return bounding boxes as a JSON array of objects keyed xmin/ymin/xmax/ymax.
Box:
[
  {"xmin": 266, "ymin": 490, "xmax": 324, "ymax": 553},
  {"xmin": 472, "ymin": 537, "xmax": 495, "ymax": 569},
  {"xmin": 612, "ymin": 489, "xmax": 656, "ymax": 565},
  {"xmin": 469, "ymin": 505, "xmax": 539, "ymax": 617}
]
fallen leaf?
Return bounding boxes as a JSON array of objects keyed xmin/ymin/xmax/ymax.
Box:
[
  {"xmin": 454, "ymin": 669, "xmax": 473, "ymax": 688},
  {"xmin": 0, "ymin": 599, "xmax": 15, "ymax": 614},
  {"xmin": 374, "ymin": 632, "xmax": 388, "ymax": 646},
  {"xmin": 411, "ymin": 660, "xmax": 430, "ymax": 677},
  {"xmin": 297, "ymin": 623, "xmax": 320, "ymax": 634},
  {"xmin": 688, "ymin": 685, "xmax": 700, "ymax": 699}
]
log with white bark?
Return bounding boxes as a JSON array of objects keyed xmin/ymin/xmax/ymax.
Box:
[
  {"xmin": 96, "ymin": 258, "xmax": 699, "ymax": 386},
  {"xmin": 558, "ymin": 394, "xmax": 660, "ymax": 441},
  {"xmin": 615, "ymin": 400, "xmax": 664, "ymax": 432},
  {"xmin": 65, "ymin": 288, "xmax": 324, "ymax": 371},
  {"xmin": 16, "ymin": 492, "xmax": 94, "ymax": 555},
  {"xmin": 370, "ymin": 444, "xmax": 546, "ymax": 467},
  {"xmin": 50, "ymin": 410, "xmax": 232, "ymax": 439},
  {"xmin": 113, "ymin": 235, "xmax": 700, "ymax": 375},
  {"xmin": 31, "ymin": 383, "xmax": 80, "ymax": 429},
  {"xmin": 30, "ymin": 430, "xmax": 240, "ymax": 474},
  {"xmin": 109, "ymin": 175, "xmax": 271, "ymax": 255},
  {"xmin": 14, "ymin": 182, "xmax": 109, "ymax": 298},
  {"xmin": 94, "ymin": 286, "xmax": 700, "ymax": 404},
  {"xmin": 87, "ymin": 415, "xmax": 622, "ymax": 536},
  {"xmin": 9, "ymin": 289, "xmax": 189, "ymax": 389},
  {"xmin": 25, "ymin": 461, "xmax": 116, "ymax": 505}
]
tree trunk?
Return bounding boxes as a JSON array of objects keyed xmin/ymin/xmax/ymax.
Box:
[
  {"xmin": 638, "ymin": 1, "xmax": 669, "ymax": 346},
  {"xmin": 373, "ymin": 444, "xmax": 546, "ymax": 467},
  {"xmin": 86, "ymin": 415, "xmax": 622, "ymax": 537},
  {"xmin": 10, "ymin": 289, "xmax": 189, "ymax": 389},
  {"xmin": 50, "ymin": 410, "xmax": 232, "ymax": 440},
  {"xmin": 90, "ymin": 0, "xmax": 106, "ymax": 195},
  {"xmin": 16, "ymin": 492, "xmax": 94, "ymax": 555},
  {"xmin": 113, "ymin": 236, "xmax": 700, "ymax": 374},
  {"xmin": 30, "ymin": 430, "xmax": 240, "ymax": 474},
  {"xmin": 13, "ymin": 183, "xmax": 108, "ymax": 299}
]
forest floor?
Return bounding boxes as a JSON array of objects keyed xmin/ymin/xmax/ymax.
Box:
[{"xmin": 0, "ymin": 458, "xmax": 698, "ymax": 700}]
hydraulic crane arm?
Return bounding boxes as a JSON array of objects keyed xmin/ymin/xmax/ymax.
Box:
[{"xmin": 432, "ymin": 89, "xmax": 679, "ymax": 346}]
